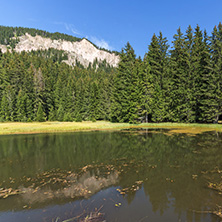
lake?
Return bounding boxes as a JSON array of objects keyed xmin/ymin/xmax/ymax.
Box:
[{"xmin": 0, "ymin": 129, "xmax": 221, "ymax": 222}]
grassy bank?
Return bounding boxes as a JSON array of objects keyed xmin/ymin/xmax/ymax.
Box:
[{"xmin": 0, "ymin": 121, "xmax": 222, "ymax": 135}]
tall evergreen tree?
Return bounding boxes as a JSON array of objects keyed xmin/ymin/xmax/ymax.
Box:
[
  {"xmin": 35, "ymin": 102, "xmax": 46, "ymax": 122},
  {"xmin": 183, "ymin": 25, "xmax": 196, "ymax": 122},
  {"xmin": 208, "ymin": 23, "xmax": 222, "ymax": 122},
  {"xmin": 198, "ymin": 30, "xmax": 215, "ymax": 122},
  {"xmin": 169, "ymin": 28, "xmax": 189, "ymax": 122},
  {"xmin": 191, "ymin": 26, "xmax": 210, "ymax": 122},
  {"xmin": 145, "ymin": 32, "xmax": 169, "ymax": 122},
  {"xmin": 16, "ymin": 89, "xmax": 28, "ymax": 121},
  {"xmin": 111, "ymin": 42, "xmax": 138, "ymax": 123},
  {"xmin": 140, "ymin": 57, "xmax": 153, "ymax": 122}
]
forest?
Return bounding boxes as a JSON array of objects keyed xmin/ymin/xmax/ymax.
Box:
[{"xmin": 0, "ymin": 23, "xmax": 221, "ymax": 123}]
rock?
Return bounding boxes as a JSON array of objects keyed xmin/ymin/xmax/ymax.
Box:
[{"xmin": 12, "ymin": 33, "xmax": 119, "ymax": 68}]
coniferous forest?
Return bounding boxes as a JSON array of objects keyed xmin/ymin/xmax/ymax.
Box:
[{"xmin": 0, "ymin": 23, "xmax": 222, "ymax": 123}]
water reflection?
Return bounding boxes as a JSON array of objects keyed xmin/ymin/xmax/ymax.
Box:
[
  {"xmin": 20, "ymin": 171, "xmax": 118, "ymax": 205},
  {"xmin": 0, "ymin": 130, "xmax": 222, "ymax": 221}
]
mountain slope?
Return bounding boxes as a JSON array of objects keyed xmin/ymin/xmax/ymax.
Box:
[{"xmin": 0, "ymin": 26, "xmax": 120, "ymax": 67}]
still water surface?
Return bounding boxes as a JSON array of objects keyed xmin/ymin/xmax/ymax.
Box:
[{"xmin": 0, "ymin": 129, "xmax": 222, "ymax": 222}]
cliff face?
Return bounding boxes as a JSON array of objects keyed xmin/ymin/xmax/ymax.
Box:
[
  {"xmin": 0, "ymin": 33, "xmax": 120, "ymax": 67},
  {"xmin": 0, "ymin": 44, "xmax": 7, "ymax": 53}
]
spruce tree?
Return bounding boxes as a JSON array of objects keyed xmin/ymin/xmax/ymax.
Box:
[
  {"xmin": 0, "ymin": 94, "xmax": 10, "ymax": 121},
  {"xmin": 198, "ymin": 30, "xmax": 214, "ymax": 122},
  {"xmin": 169, "ymin": 28, "xmax": 189, "ymax": 122},
  {"xmin": 145, "ymin": 32, "xmax": 169, "ymax": 122},
  {"xmin": 111, "ymin": 42, "xmax": 137, "ymax": 123},
  {"xmin": 191, "ymin": 26, "xmax": 209, "ymax": 122},
  {"xmin": 16, "ymin": 89, "xmax": 27, "ymax": 121},
  {"xmin": 35, "ymin": 102, "xmax": 46, "ymax": 122},
  {"xmin": 208, "ymin": 23, "xmax": 222, "ymax": 122},
  {"xmin": 89, "ymin": 81, "xmax": 99, "ymax": 121},
  {"xmin": 141, "ymin": 57, "xmax": 153, "ymax": 122},
  {"xmin": 184, "ymin": 25, "xmax": 196, "ymax": 122}
]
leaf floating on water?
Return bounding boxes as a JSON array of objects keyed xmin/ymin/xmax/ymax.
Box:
[
  {"xmin": 208, "ymin": 182, "xmax": 222, "ymax": 192},
  {"xmin": 192, "ymin": 175, "xmax": 198, "ymax": 179},
  {"xmin": 135, "ymin": 180, "xmax": 143, "ymax": 185},
  {"xmin": 115, "ymin": 202, "xmax": 122, "ymax": 207}
]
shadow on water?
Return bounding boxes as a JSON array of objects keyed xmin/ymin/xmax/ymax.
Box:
[{"xmin": 0, "ymin": 129, "xmax": 222, "ymax": 221}]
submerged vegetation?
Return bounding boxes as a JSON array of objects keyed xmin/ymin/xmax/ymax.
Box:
[
  {"xmin": 0, "ymin": 130, "xmax": 222, "ymax": 221},
  {"xmin": 0, "ymin": 23, "xmax": 222, "ymax": 124}
]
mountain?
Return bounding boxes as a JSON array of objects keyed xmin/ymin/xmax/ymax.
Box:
[{"xmin": 0, "ymin": 26, "xmax": 120, "ymax": 68}]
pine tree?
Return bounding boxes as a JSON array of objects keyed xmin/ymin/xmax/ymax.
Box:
[
  {"xmin": 0, "ymin": 94, "xmax": 10, "ymax": 121},
  {"xmin": 128, "ymin": 57, "xmax": 142, "ymax": 123},
  {"xmin": 198, "ymin": 30, "xmax": 214, "ymax": 122},
  {"xmin": 141, "ymin": 57, "xmax": 153, "ymax": 122},
  {"xmin": 208, "ymin": 23, "xmax": 222, "ymax": 122},
  {"xmin": 73, "ymin": 78, "xmax": 83, "ymax": 121},
  {"xmin": 35, "ymin": 102, "xmax": 46, "ymax": 122},
  {"xmin": 111, "ymin": 42, "xmax": 138, "ymax": 123},
  {"xmin": 16, "ymin": 89, "xmax": 27, "ymax": 121},
  {"xmin": 48, "ymin": 105, "xmax": 56, "ymax": 121},
  {"xmin": 183, "ymin": 25, "xmax": 196, "ymax": 122},
  {"xmin": 98, "ymin": 74, "xmax": 113, "ymax": 120},
  {"xmin": 169, "ymin": 28, "xmax": 189, "ymax": 122},
  {"xmin": 191, "ymin": 25, "xmax": 209, "ymax": 122},
  {"xmin": 56, "ymin": 104, "xmax": 65, "ymax": 121},
  {"xmin": 89, "ymin": 81, "xmax": 102, "ymax": 121},
  {"xmin": 145, "ymin": 32, "xmax": 169, "ymax": 122}
]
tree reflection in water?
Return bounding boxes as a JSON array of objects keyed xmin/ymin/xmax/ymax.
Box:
[{"xmin": 0, "ymin": 130, "xmax": 221, "ymax": 221}]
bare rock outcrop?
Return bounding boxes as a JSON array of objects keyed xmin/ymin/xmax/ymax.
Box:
[
  {"xmin": 13, "ymin": 33, "xmax": 119, "ymax": 67},
  {"xmin": 0, "ymin": 44, "xmax": 8, "ymax": 53}
]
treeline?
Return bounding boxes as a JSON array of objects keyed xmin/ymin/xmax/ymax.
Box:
[
  {"xmin": 0, "ymin": 25, "xmax": 119, "ymax": 54},
  {"xmin": 0, "ymin": 25, "xmax": 81, "ymax": 47},
  {"xmin": 0, "ymin": 23, "xmax": 221, "ymax": 123},
  {"xmin": 0, "ymin": 49, "xmax": 115, "ymax": 122},
  {"xmin": 111, "ymin": 23, "xmax": 222, "ymax": 123}
]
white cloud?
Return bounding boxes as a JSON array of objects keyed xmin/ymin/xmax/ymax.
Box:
[
  {"xmin": 53, "ymin": 21, "xmax": 81, "ymax": 36},
  {"xmin": 90, "ymin": 36, "xmax": 113, "ymax": 51},
  {"xmin": 53, "ymin": 22, "xmax": 114, "ymax": 51}
]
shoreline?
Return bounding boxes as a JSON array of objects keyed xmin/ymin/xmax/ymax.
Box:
[{"xmin": 0, "ymin": 121, "xmax": 222, "ymax": 135}]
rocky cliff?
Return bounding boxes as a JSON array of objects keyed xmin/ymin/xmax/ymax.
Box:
[{"xmin": 0, "ymin": 33, "xmax": 120, "ymax": 67}]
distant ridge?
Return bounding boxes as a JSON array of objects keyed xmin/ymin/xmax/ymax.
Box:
[{"xmin": 0, "ymin": 25, "xmax": 119, "ymax": 67}]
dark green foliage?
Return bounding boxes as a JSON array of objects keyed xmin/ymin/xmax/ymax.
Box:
[
  {"xmin": 0, "ymin": 48, "xmax": 115, "ymax": 122},
  {"xmin": 29, "ymin": 49, "xmax": 68, "ymax": 63},
  {"xmin": 207, "ymin": 23, "xmax": 222, "ymax": 123},
  {"xmin": 145, "ymin": 32, "xmax": 170, "ymax": 122},
  {"xmin": 16, "ymin": 89, "xmax": 28, "ymax": 122},
  {"xmin": 0, "ymin": 25, "xmax": 119, "ymax": 54},
  {"xmin": 0, "ymin": 25, "xmax": 81, "ymax": 47},
  {"xmin": 111, "ymin": 42, "xmax": 140, "ymax": 123},
  {"xmin": 0, "ymin": 24, "xmax": 222, "ymax": 123},
  {"xmin": 169, "ymin": 28, "xmax": 188, "ymax": 122},
  {"xmin": 140, "ymin": 57, "xmax": 153, "ymax": 123},
  {"xmin": 35, "ymin": 102, "xmax": 46, "ymax": 122}
]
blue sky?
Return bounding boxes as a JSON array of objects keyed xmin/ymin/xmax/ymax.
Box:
[{"xmin": 0, "ymin": 0, "xmax": 221, "ymax": 57}]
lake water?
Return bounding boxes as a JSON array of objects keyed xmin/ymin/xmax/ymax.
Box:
[{"xmin": 0, "ymin": 129, "xmax": 221, "ymax": 222}]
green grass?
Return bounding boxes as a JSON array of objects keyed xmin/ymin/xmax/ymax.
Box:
[{"xmin": 0, "ymin": 121, "xmax": 222, "ymax": 135}]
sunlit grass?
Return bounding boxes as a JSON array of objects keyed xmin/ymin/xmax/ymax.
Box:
[{"xmin": 0, "ymin": 121, "xmax": 222, "ymax": 135}]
